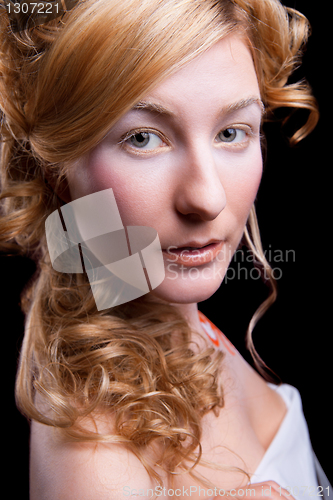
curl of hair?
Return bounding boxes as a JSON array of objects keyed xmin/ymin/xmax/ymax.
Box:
[{"xmin": 0, "ymin": 0, "xmax": 318, "ymax": 489}]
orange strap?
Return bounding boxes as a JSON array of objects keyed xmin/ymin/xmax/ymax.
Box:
[{"xmin": 198, "ymin": 310, "xmax": 236, "ymax": 356}]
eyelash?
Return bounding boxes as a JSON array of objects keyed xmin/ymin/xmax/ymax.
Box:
[
  {"xmin": 215, "ymin": 125, "xmax": 255, "ymax": 148},
  {"xmin": 118, "ymin": 125, "xmax": 256, "ymax": 153},
  {"xmin": 118, "ymin": 128, "xmax": 168, "ymax": 151}
]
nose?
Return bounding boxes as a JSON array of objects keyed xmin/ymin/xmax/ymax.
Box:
[{"xmin": 174, "ymin": 143, "xmax": 226, "ymax": 221}]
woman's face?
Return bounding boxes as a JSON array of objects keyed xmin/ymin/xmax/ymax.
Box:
[{"xmin": 66, "ymin": 34, "xmax": 263, "ymax": 306}]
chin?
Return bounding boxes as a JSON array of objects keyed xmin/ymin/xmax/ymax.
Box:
[{"xmin": 148, "ymin": 269, "xmax": 225, "ymax": 305}]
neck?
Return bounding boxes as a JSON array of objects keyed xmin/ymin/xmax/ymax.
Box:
[
  {"xmin": 168, "ymin": 302, "xmax": 215, "ymax": 353},
  {"xmin": 170, "ymin": 302, "xmax": 201, "ymax": 331}
]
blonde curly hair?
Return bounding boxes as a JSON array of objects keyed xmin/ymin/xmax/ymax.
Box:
[{"xmin": 0, "ymin": 0, "xmax": 318, "ymax": 489}]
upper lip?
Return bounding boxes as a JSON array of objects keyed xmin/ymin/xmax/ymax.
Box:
[{"xmin": 163, "ymin": 240, "xmax": 222, "ymax": 250}]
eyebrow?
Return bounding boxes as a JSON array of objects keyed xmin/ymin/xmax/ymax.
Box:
[
  {"xmin": 132, "ymin": 96, "xmax": 265, "ymax": 118},
  {"xmin": 225, "ymin": 97, "xmax": 265, "ymax": 116}
]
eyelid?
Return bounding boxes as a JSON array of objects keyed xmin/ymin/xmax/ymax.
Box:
[
  {"xmin": 215, "ymin": 124, "xmax": 257, "ymax": 146},
  {"xmin": 221, "ymin": 123, "xmax": 255, "ymax": 136},
  {"xmin": 118, "ymin": 128, "xmax": 169, "ymax": 147}
]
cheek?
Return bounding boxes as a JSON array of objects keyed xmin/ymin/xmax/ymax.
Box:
[
  {"xmin": 245, "ymin": 157, "xmax": 263, "ymax": 205},
  {"xmin": 74, "ymin": 149, "xmax": 164, "ymax": 227},
  {"xmin": 226, "ymin": 148, "xmax": 262, "ymax": 218}
]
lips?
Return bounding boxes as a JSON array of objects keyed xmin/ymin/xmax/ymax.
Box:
[{"xmin": 162, "ymin": 241, "xmax": 224, "ymax": 267}]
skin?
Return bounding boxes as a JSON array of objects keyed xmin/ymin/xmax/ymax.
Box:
[
  {"xmin": 30, "ymin": 35, "xmax": 291, "ymax": 499},
  {"xmin": 66, "ymin": 34, "xmax": 263, "ymax": 337}
]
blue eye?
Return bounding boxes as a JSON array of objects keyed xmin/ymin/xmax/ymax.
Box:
[
  {"xmin": 217, "ymin": 128, "xmax": 247, "ymax": 143},
  {"xmin": 127, "ymin": 131, "xmax": 164, "ymax": 150}
]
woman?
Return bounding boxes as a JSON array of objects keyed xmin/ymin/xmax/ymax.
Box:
[{"xmin": 0, "ymin": 0, "xmax": 329, "ymax": 498}]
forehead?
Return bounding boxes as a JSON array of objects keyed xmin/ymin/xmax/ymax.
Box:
[{"xmin": 141, "ymin": 34, "xmax": 260, "ymax": 113}]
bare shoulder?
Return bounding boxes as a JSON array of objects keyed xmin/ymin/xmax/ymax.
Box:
[{"xmin": 30, "ymin": 415, "xmax": 158, "ymax": 500}]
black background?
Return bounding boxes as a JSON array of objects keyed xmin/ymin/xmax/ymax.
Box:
[{"xmin": 1, "ymin": 1, "xmax": 329, "ymax": 498}]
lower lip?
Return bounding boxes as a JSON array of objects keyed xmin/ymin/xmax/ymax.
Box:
[{"xmin": 162, "ymin": 241, "xmax": 224, "ymax": 267}]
